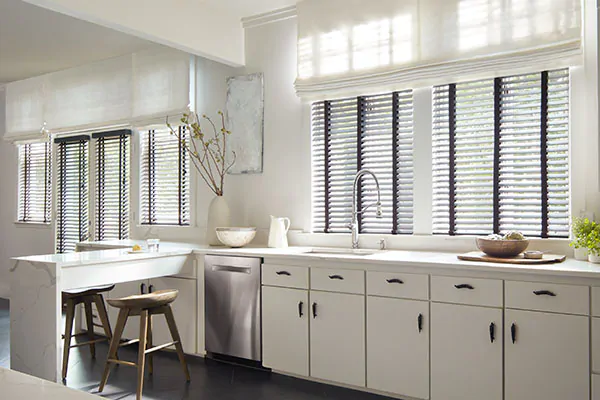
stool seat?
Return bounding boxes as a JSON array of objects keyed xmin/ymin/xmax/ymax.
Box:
[
  {"xmin": 107, "ymin": 289, "xmax": 178, "ymax": 310},
  {"xmin": 63, "ymin": 284, "xmax": 115, "ymax": 301}
]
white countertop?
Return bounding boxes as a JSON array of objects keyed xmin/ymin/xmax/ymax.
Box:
[
  {"xmin": 0, "ymin": 367, "xmax": 100, "ymax": 399},
  {"xmin": 14, "ymin": 240, "xmax": 600, "ymax": 279}
]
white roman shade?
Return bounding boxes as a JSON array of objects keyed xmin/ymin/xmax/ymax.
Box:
[
  {"xmin": 295, "ymin": 0, "xmax": 582, "ymax": 100},
  {"xmin": 5, "ymin": 76, "xmax": 47, "ymax": 142},
  {"xmin": 132, "ymin": 47, "xmax": 192, "ymax": 121},
  {"xmin": 46, "ymin": 55, "xmax": 133, "ymax": 134},
  {"xmin": 4, "ymin": 47, "xmax": 192, "ymax": 142}
]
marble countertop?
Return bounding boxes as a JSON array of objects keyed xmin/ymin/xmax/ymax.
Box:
[
  {"xmin": 11, "ymin": 239, "xmax": 600, "ymax": 279},
  {"xmin": 0, "ymin": 367, "xmax": 100, "ymax": 399}
]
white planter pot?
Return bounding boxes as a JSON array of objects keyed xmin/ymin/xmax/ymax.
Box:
[
  {"xmin": 588, "ymin": 253, "xmax": 600, "ymax": 264},
  {"xmin": 207, "ymin": 196, "xmax": 231, "ymax": 246},
  {"xmin": 574, "ymin": 247, "xmax": 589, "ymax": 261}
]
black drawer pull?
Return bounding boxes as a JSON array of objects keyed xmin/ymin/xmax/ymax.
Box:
[
  {"xmin": 417, "ymin": 313, "xmax": 423, "ymax": 333},
  {"xmin": 329, "ymin": 275, "xmax": 344, "ymax": 280},
  {"xmin": 454, "ymin": 283, "xmax": 474, "ymax": 290},
  {"xmin": 511, "ymin": 323, "xmax": 517, "ymax": 344},
  {"xmin": 140, "ymin": 283, "xmax": 146, "ymax": 294},
  {"xmin": 312, "ymin": 302, "xmax": 317, "ymax": 318},
  {"xmin": 533, "ymin": 290, "xmax": 556, "ymax": 297},
  {"xmin": 386, "ymin": 278, "xmax": 404, "ymax": 284},
  {"xmin": 298, "ymin": 301, "xmax": 303, "ymax": 318},
  {"xmin": 489, "ymin": 322, "xmax": 495, "ymax": 343},
  {"xmin": 148, "ymin": 284, "xmax": 154, "ymax": 293},
  {"xmin": 276, "ymin": 271, "xmax": 291, "ymax": 276}
]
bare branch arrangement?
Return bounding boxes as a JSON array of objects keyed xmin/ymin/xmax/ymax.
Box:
[{"xmin": 167, "ymin": 111, "xmax": 236, "ymax": 196}]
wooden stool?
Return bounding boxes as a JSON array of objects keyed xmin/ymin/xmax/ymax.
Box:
[
  {"xmin": 98, "ymin": 289, "xmax": 190, "ymax": 400},
  {"xmin": 62, "ymin": 284, "xmax": 115, "ymax": 381}
]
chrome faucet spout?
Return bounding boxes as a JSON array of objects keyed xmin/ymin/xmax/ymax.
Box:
[{"xmin": 349, "ymin": 169, "xmax": 383, "ymax": 249}]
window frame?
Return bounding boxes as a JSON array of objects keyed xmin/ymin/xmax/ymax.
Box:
[
  {"xmin": 311, "ymin": 90, "xmax": 415, "ymax": 235},
  {"xmin": 16, "ymin": 141, "xmax": 52, "ymax": 225},
  {"xmin": 136, "ymin": 125, "xmax": 192, "ymax": 227},
  {"xmin": 431, "ymin": 69, "xmax": 570, "ymax": 239}
]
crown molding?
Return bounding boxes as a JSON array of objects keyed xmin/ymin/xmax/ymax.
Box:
[{"xmin": 242, "ymin": 5, "xmax": 297, "ymax": 29}]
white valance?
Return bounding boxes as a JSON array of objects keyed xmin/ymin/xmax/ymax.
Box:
[
  {"xmin": 295, "ymin": 0, "xmax": 582, "ymax": 100},
  {"xmin": 4, "ymin": 47, "xmax": 193, "ymax": 142}
]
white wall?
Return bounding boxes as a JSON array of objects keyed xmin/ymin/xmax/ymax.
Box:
[{"xmin": 227, "ymin": 18, "xmax": 310, "ymax": 235}]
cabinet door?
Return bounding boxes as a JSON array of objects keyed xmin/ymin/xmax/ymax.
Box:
[
  {"xmin": 367, "ymin": 296, "xmax": 429, "ymax": 399},
  {"xmin": 505, "ymin": 309, "xmax": 589, "ymax": 400},
  {"xmin": 262, "ymin": 286, "xmax": 309, "ymax": 376},
  {"xmin": 310, "ymin": 291, "xmax": 365, "ymax": 387},
  {"xmin": 149, "ymin": 277, "xmax": 197, "ymax": 354},
  {"xmin": 431, "ymin": 303, "xmax": 502, "ymax": 400},
  {"xmin": 107, "ymin": 280, "xmax": 147, "ymax": 340}
]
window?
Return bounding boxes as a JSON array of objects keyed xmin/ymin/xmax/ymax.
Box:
[
  {"xmin": 432, "ymin": 69, "xmax": 569, "ymax": 237},
  {"xmin": 55, "ymin": 136, "xmax": 90, "ymax": 253},
  {"xmin": 312, "ymin": 91, "xmax": 414, "ymax": 234},
  {"xmin": 94, "ymin": 130, "xmax": 131, "ymax": 240},
  {"xmin": 139, "ymin": 126, "xmax": 190, "ymax": 226},
  {"xmin": 17, "ymin": 142, "xmax": 52, "ymax": 223}
]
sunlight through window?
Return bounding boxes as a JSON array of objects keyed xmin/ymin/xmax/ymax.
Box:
[
  {"xmin": 319, "ymin": 30, "xmax": 350, "ymax": 76},
  {"xmin": 393, "ymin": 14, "xmax": 414, "ymax": 64},
  {"xmin": 352, "ymin": 20, "xmax": 391, "ymax": 71},
  {"xmin": 298, "ymin": 37, "xmax": 314, "ymax": 79}
]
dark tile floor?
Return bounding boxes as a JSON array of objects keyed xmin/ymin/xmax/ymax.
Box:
[{"xmin": 0, "ymin": 298, "xmax": 392, "ymax": 400}]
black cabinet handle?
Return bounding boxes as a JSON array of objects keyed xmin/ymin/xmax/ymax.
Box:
[
  {"xmin": 454, "ymin": 283, "xmax": 474, "ymax": 290},
  {"xmin": 533, "ymin": 290, "xmax": 556, "ymax": 297},
  {"xmin": 489, "ymin": 322, "xmax": 495, "ymax": 343},
  {"xmin": 417, "ymin": 313, "xmax": 423, "ymax": 333},
  {"xmin": 386, "ymin": 278, "xmax": 404, "ymax": 284},
  {"xmin": 511, "ymin": 323, "xmax": 517, "ymax": 344},
  {"xmin": 140, "ymin": 283, "xmax": 146, "ymax": 294},
  {"xmin": 298, "ymin": 301, "xmax": 304, "ymax": 318},
  {"xmin": 312, "ymin": 302, "xmax": 317, "ymax": 318},
  {"xmin": 329, "ymin": 275, "xmax": 344, "ymax": 280},
  {"xmin": 276, "ymin": 271, "xmax": 291, "ymax": 276},
  {"xmin": 148, "ymin": 284, "xmax": 154, "ymax": 293}
]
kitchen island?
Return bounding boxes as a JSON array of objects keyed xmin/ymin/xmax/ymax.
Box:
[{"xmin": 0, "ymin": 367, "xmax": 101, "ymax": 399}]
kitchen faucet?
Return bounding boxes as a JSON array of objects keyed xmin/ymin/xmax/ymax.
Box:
[{"xmin": 349, "ymin": 169, "xmax": 383, "ymax": 249}]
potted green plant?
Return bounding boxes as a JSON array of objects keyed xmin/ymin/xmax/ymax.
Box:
[
  {"xmin": 585, "ymin": 222, "xmax": 600, "ymax": 263},
  {"xmin": 571, "ymin": 217, "xmax": 594, "ymax": 260}
]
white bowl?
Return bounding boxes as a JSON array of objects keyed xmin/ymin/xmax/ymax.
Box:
[{"xmin": 215, "ymin": 227, "xmax": 257, "ymax": 248}]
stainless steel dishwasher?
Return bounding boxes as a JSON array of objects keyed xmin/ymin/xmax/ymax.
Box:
[{"xmin": 204, "ymin": 255, "xmax": 262, "ymax": 362}]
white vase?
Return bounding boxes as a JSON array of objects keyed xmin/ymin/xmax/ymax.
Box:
[
  {"xmin": 207, "ymin": 195, "xmax": 231, "ymax": 246},
  {"xmin": 588, "ymin": 253, "xmax": 600, "ymax": 264},
  {"xmin": 574, "ymin": 247, "xmax": 589, "ymax": 261}
]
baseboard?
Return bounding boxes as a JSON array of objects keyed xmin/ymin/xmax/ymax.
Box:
[{"xmin": 0, "ymin": 282, "xmax": 9, "ymax": 300}]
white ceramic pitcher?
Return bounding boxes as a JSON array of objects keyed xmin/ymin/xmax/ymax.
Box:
[{"xmin": 268, "ymin": 216, "xmax": 291, "ymax": 248}]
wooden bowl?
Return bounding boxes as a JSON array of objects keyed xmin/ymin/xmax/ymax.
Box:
[{"xmin": 476, "ymin": 237, "xmax": 529, "ymax": 258}]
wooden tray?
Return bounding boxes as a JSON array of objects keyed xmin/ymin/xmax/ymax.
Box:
[{"xmin": 458, "ymin": 251, "xmax": 566, "ymax": 265}]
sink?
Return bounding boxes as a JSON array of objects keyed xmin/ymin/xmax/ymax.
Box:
[{"xmin": 302, "ymin": 248, "xmax": 379, "ymax": 257}]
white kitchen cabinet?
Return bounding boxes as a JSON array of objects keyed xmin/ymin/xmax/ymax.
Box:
[
  {"xmin": 367, "ymin": 296, "xmax": 429, "ymax": 399},
  {"xmin": 107, "ymin": 279, "xmax": 147, "ymax": 340},
  {"xmin": 431, "ymin": 302, "xmax": 502, "ymax": 400},
  {"xmin": 505, "ymin": 309, "xmax": 589, "ymax": 400},
  {"xmin": 148, "ymin": 277, "xmax": 197, "ymax": 354},
  {"xmin": 593, "ymin": 374, "xmax": 600, "ymax": 400},
  {"xmin": 310, "ymin": 290, "xmax": 365, "ymax": 387},
  {"xmin": 262, "ymin": 286, "xmax": 309, "ymax": 376}
]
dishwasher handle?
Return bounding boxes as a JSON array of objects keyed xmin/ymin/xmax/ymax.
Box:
[{"xmin": 211, "ymin": 264, "xmax": 253, "ymax": 274}]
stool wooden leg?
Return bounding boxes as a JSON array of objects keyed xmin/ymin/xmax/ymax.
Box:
[
  {"xmin": 164, "ymin": 305, "xmax": 190, "ymax": 381},
  {"xmin": 93, "ymin": 295, "xmax": 112, "ymax": 339},
  {"xmin": 137, "ymin": 309, "xmax": 149, "ymax": 400},
  {"xmin": 146, "ymin": 314, "xmax": 153, "ymax": 375},
  {"xmin": 83, "ymin": 298, "xmax": 96, "ymax": 359},
  {"xmin": 99, "ymin": 308, "xmax": 129, "ymax": 393},
  {"xmin": 62, "ymin": 298, "xmax": 76, "ymax": 382}
]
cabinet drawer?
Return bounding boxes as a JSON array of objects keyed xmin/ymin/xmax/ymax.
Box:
[
  {"xmin": 367, "ymin": 271, "xmax": 428, "ymax": 300},
  {"xmin": 505, "ymin": 281, "xmax": 589, "ymax": 315},
  {"xmin": 592, "ymin": 287, "xmax": 600, "ymax": 317},
  {"xmin": 593, "ymin": 318, "xmax": 600, "ymax": 374},
  {"xmin": 262, "ymin": 264, "xmax": 309, "ymax": 289},
  {"xmin": 311, "ymin": 268, "xmax": 364, "ymax": 294},
  {"xmin": 431, "ymin": 276, "xmax": 502, "ymax": 307}
]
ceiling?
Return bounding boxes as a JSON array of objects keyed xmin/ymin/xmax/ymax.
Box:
[
  {"xmin": 0, "ymin": 0, "xmax": 154, "ymax": 84},
  {"xmin": 201, "ymin": 0, "xmax": 296, "ymax": 19}
]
